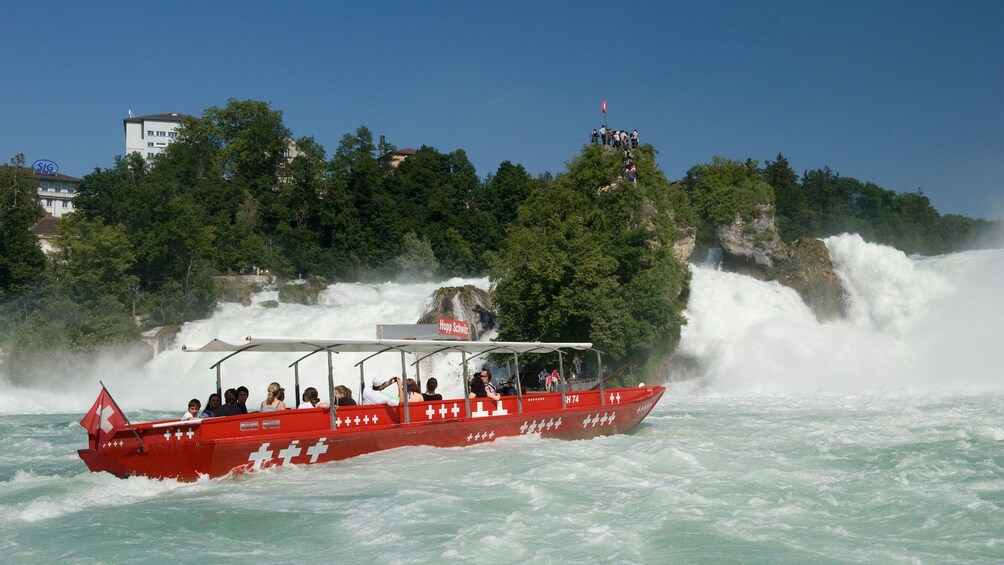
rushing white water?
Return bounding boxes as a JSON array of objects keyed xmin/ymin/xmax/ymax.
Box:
[
  {"xmin": 673, "ymin": 233, "xmax": 1004, "ymax": 395},
  {"xmin": 1, "ymin": 235, "xmax": 1002, "ymax": 562}
]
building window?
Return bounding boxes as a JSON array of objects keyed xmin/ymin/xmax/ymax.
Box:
[
  {"xmin": 148, "ymin": 142, "xmax": 154, "ymax": 147},
  {"xmin": 62, "ymin": 201, "xmax": 68, "ymax": 208},
  {"xmin": 147, "ymin": 130, "xmax": 154, "ymax": 136},
  {"xmin": 147, "ymin": 153, "xmax": 155, "ymax": 158},
  {"xmin": 156, "ymin": 131, "xmax": 166, "ymax": 136},
  {"xmin": 168, "ymin": 131, "xmax": 178, "ymax": 138}
]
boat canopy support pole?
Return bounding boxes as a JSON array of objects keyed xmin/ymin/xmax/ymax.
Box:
[
  {"xmin": 462, "ymin": 352, "xmax": 471, "ymax": 418},
  {"xmin": 294, "ymin": 362, "xmax": 301, "ymax": 411},
  {"xmin": 328, "ymin": 351, "xmax": 337, "ymax": 430},
  {"xmin": 513, "ymin": 352, "xmax": 523, "ymax": 414},
  {"xmin": 401, "ymin": 351, "xmax": 409, "ymax": 424},
  {"xmin": 216, "ymin": 365, "xmax": 222, "ymax": 399},
  {"xmin": 596, "ymin": 350, "xmax": 605, "ymax": 404},
  {"xmin": 359, "ymin": 363, "xmax": 365, "ymax": 410},
  {"xmin": 558, "ymin": 351, "xmax": 567, "ymax": 409}
]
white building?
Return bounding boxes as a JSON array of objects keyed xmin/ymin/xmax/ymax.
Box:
[
  {"xmin": 123, "ymin": 112, "xmax": 190, "ymax": 161},
  {"xmin": 36, "ymin": 171, "xmax": 81, "ymax": 218}
]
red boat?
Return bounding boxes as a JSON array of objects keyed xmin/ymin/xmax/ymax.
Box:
[{"xmin": 78, "ymin": 337, "xmax": 665, "ymax": 480}]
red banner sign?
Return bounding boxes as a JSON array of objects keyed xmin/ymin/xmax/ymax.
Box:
[{"xmin": 438, "ymin": 317, "xmax": 470, "ymax": 339}]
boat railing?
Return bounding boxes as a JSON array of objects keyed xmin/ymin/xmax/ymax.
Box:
[{"xmin": 184, "ymin": 337, "xmax": 613, "ymax": 430}]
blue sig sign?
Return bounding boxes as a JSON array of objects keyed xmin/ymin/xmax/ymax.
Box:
[{"xmin": 32, "ymin": 159, "xmax": 59, "ymax": 176}]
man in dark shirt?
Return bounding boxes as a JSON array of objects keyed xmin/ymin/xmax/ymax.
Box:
[
  {"xmin": 214, "ymin": 388, "xmax": 242, "ymax": 417},
  {"xmin": 236, "ymin": 386, "xmax": 250, "ymax": 414}
]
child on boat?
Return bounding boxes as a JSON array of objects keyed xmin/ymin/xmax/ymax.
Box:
[{"xmin": 181, "ymin": 398, "xmax": 201, "ymax": 421}]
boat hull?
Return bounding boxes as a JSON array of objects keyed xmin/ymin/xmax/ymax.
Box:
[{"xmin": 79, "ymin": 386, "xmax": 663, "ymax": 480}]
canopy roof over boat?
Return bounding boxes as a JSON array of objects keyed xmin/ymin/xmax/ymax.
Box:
[{"xmin": 183, "ymin": 337, "xmax": 593, "ymax": 357}]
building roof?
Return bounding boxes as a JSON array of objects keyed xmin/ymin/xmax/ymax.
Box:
[
  {"xmin": 31, "ymin": 214, "xmax": 60, "ymax": 237},
  {"xmin": 0, "ymin": 165, "xmax": 81, "ymax": 184},
  {"xmin": 123, "ymin": 112, "xmax": 192, "ymax": 124},
  {"xmin": 393, "ymin": 148, "xmax": 417, "ymax": 156}
]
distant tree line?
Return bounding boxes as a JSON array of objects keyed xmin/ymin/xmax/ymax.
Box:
[
  {"xmin": 1, "ymin": 99, "xmax": 999, "ymax": 383},
  {"xmin": 761, "ymin": 153, "xmax": 1000, "ymax": 254}
]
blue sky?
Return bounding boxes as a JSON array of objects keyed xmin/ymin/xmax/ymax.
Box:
[{"xmin": 1, "ymin": 1, "xmax": 1001, "ymax": 219}]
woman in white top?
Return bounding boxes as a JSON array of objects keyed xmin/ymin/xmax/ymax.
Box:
[{"xmin": 297, "ymin": 387, "xmax": 329, "ymax": 409}]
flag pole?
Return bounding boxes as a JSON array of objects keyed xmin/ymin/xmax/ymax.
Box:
[{"xmin": 99, "ymin": 380, "xmax": 145, "ymax": 453}]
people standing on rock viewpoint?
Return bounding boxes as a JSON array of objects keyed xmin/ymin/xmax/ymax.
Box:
[
  {"xmin": 631, "ymin": 129, "xmax": 639, "ymax": 148},
  {"xmin": 591, "ymin": 129, "xmax": 598, "ymax": 145},
  {"xmin": 600, "ymin": 126, "xmax": 608, "ymax": 145}
]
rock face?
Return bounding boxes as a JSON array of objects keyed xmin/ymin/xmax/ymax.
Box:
[
  {"xmin": 417, "ymin": 285, "xmax": 496, "ymax": 340},
  {"xmin": 713, "ymin": 205, "xmax": 846, "ymax": 320},
  {"xmin": 715, "ymin": 204, "xmax": 784, "ymax": 278},
  {"xmin": 672, "ymin": 231, "xmax": 696, "ymax": 265},
  {"xmin": 153, "ymin": 325, "xmax": 182, "ymax": 354},
  {"xmin": 278, "ymin": 276, "xmax": 329, "ymax": 305},
  {"xmin": 769, "ymin": 238, "xmax": 848, "ymax": 321},
  {"xmin": 214, "ymin": 275, "xmax": 274, "ymax": 306}
]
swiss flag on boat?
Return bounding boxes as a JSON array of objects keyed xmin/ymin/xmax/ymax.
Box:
[{"xmin": 80, "ymin": 387, "xmax": 126, "ymax": 441}]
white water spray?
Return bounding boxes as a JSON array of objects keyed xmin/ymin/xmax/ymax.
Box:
[
  {"xmin": 0, "ymin": 278, "xmax": 489, "ymax": 413},
  {"xmin": 672, "ymin": 234, "xmax": 1004, "ymax": 394}
]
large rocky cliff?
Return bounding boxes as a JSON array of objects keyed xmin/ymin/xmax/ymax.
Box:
[{"xmin": 710, "ymin": 205, "xmax": 847, "ymax": 321}]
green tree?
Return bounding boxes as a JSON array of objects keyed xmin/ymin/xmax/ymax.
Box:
[
  {"xmin": 393, "ymin": 231, "xmax": 440, "ymax": 280},
  {"xmin": 763, "ymin": 153, "xmax": 814, "ymax": 241},
  {"xmin": 0, "ymin": 154, "xmax": 46, "ymax": 298},
  {"xmin": 491, "ymin": 144, "xmax": 691, "ymax": 374},
  {"xmin": 51, "ymin": 215, "xmax": 138, "ymax": 307}
]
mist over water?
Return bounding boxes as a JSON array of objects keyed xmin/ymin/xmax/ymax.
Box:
[
  {"xmin": 0, "ymin": 277, "xmax": 489, "ymax": 414},
  {"xmin": 673, "ymin": 233, "xmax": 1004, "ymax": 395}
]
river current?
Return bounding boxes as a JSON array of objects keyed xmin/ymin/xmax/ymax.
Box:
[{"xmin": 1, "ymin": 234, "xmax": 1002, "ymax": 563}]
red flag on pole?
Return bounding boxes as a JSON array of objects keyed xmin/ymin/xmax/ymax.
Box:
[
  {"xmin": 602, "ymin": 99, "xmax": 607, "ymax": 113},
  {"xmin": 80, "ymin": 386, "xmax": 126, "ymax": 444}
]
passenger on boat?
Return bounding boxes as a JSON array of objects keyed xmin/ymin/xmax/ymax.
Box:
[
  {"xmin": 406, "ymin": 379, "xmax": 424, "ymax": 403},
  {"xmin": 181, "ymin": 399, "xmax": 201, "ymax": 421},
  {"xmin": 298, "ymin": 387, "xmax": 330, "ymax": 409},
  {"xmin": 334, "ymin": 385, "xmax": 357, "ymax": 406},
  {"xmin": 469, "ymin": 369, "xmax": 500, "ymax": 401},
  {"xmin": 483, "ymin": 370, "xmax": 500, "ymax": 401},
  {"xmin": 422, "ymin": 378, "xmax": 443, "ymax": 401},
  {"xmin": 236, "ymin": 386, "xmax": 250, "ymax": 414},
  {"xmin": 200, "ymin": 393, "xmax": 221, "ymax": 418},
  {"xmin": 215, "ymin": 388, "xmax": 241, "ymax": 417},
  {"xmin": 362, "ymin": 376, "xmax": 403, "ymax": 406},
  {"xmin": 260, "ymin": 382, "xmax": 287, "ymax": 411}
]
